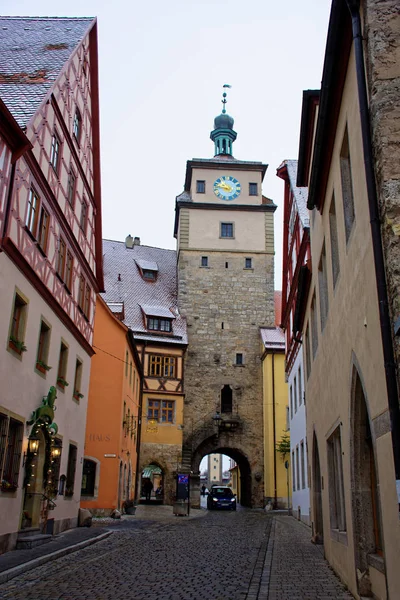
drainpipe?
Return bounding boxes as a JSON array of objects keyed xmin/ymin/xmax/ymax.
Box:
[
  {"xmin": 272, "ymin": 352, "xmax": 278, "ymax": 508},
  {"xmin": 346, "ymin": 0, "xmax": 400, "ymax": 492}
]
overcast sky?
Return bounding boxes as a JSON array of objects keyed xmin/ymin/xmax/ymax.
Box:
[{"xmin": 3, "ymin": 0, "xmax": 331, "ymax": 289}]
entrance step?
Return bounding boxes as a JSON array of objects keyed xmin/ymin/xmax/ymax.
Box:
[
  {"xmin": 16, "ymin": 534, "xmax": 52, "ymax": 549},
  {"xmin": 17, "ymin": 527, "xmax": 40, "ymax": 537}
]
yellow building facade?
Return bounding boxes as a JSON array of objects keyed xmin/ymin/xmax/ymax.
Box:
[{"xmin": 261, "ymin": 327, "xmax": 290, "ymax": 508}]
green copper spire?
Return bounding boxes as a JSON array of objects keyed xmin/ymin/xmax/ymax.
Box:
[{"xmin": 210, "ymin": 84, "xmax": 237, "ymax": 157}]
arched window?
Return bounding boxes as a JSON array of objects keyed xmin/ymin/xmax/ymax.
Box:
[{"xmin": 221, "ymin": 385, "xmax": 232, "ymax": 413}]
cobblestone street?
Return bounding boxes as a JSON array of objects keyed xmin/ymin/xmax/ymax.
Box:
[{"xmin": 0, "ymin": 510, "xmax": 353, "ymax": 600}]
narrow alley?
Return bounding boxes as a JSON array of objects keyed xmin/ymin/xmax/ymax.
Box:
[{"xmin": 0, "ymin": 509, "xmax": 352, "ymax": 600}]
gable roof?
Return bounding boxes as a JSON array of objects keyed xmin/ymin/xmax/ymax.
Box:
[
  {"xmin": 102, "ymin": 239, "xmax": 187, "ymax": 345},
  {"xmin": 0, "ymin": 16, "xmax": 94, "ymax": 128},
  {"xmin": 260, "ymin": 327, "xmax": 285, "ymax": 351}
]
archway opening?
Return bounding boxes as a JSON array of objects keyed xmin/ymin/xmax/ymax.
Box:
[
  {"xmin": 312, "ymin": 432, "xmax": 324, "ymax": 544},
  {"xmin": 193, "ymin": 438, "xmax": 252, "ymax": 508},
  {"xmin": 351, "ymin": 370, "xmax": 383, "ymax": 596},
  {"xmin": 140, "ymin": 462, "xmax": 164, "ymax": 504}
]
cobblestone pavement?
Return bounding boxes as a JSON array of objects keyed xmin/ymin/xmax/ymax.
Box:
[{"xmin": 0, "ymin": 510, "xmax": 353, "ymax": 600}]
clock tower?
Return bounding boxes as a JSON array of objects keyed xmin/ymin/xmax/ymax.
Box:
[{"xmin": 174, "ymin": 91, "xmax": 276, "ymax": 508}]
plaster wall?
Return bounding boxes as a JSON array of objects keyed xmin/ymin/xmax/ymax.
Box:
[
  {"xmin": 262, "ymin": 351, "xmax": 289, "ymax": 508},
  {"xmin": 82, "ymin": 298, "xmax": 139, "ymax": 513},
  {"xmin": 0, "ymin": 253, "xmax": 90, "ymax": 549},
  {"xmin": 288, "ymin": 348, "xmax": 310, "ymax": 524},
  {"xmin": 187, "ymin": 208, "xmax": 271, "ymax": 252},
  {"xmin": 304, "ymin": 46, "xmax": 400, "ymax": 598},
  {"xmin": 190, "ymin": 167, "xmax": 264, "ymax": 206}
]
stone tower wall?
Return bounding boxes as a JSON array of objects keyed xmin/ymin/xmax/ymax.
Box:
[
  {"xmin": 364, "ymin": 0, "xmax": 400, "ymax": 378},
  {"xmin": 178, "ymin": 249, "xmax": 275, "ymax": 507}
]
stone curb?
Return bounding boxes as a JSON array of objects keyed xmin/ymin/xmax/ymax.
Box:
[{"xmin": 0, "ymin": 530, "xmax": 112, "ymax": 584}]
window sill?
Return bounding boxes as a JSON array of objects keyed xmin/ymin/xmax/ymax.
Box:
[
  {"xmin": 77, "ymin": 306, "xmax": 89, "ymax": 322},
  {"xmin": 56, "ymin": 272, "xmax": 65, "ymax": 285},
  {"xmin": 330, "ymin": 529, "xmax": 348, "ymax": 545},
  {"xmin": 219, "ymin": 237, "xmax": 235, "ymax": 240},
  {"xmin": 35, "ymin": 364, "xmax": 48, "ymax": 378},
  {"xmin": 24, "ymin": 225, "xmax": 37, "ymax": 242},
  {"xmin": 233, "ymin": 364, "xmax": 245, "ymax": 368},
  {"xmin": 50, "ymin": 164, "xmax": 60, "ymax": 179},
  {"xmin": 243, "ymin": 268, "xmax": 254, "ymax": 271},
  {"xmin": 367, "ymin": 553, "xmax": 385, "ymax": 573}
]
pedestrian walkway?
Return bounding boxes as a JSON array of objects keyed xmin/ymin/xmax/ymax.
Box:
[
  {"xmin": 248, "ymin": 514, "xmax": 353, "ymax": 599},
  {"xmin": 0, "ymin": 527, "xmax": 111, "ymax": 584}
]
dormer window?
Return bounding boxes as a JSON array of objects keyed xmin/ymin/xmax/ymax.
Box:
[
  {"xmin": 142, "ymin": 269, "xmax": 156, "ymax": 280},
  {"xmin": 148, "ymin": 318, "xmax": 172, "ymax": 332},
  {"xmin": 135, "ymin": 259, "xmax": 158, "ymax": 281}
]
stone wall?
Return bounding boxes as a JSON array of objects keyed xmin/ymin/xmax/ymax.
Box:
[
  {"xmin": 364, "ymin": 0, "xmax": 400, "ymax": 377},
  {"xmin": 178, "ymin": 249, "xmax": 275, "ymax": 507}
]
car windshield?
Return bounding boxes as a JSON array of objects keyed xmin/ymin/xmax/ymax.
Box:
[{"xmin": 212, "ymin": 487, "xmax": 233, "ymax": 498}]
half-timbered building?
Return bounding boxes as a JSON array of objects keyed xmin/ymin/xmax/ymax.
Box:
[
  {"xmin": 102, "ymin": 236, "xmax": 187, "ymax": 504},
  {"xmin": 0, "ymin": 17, "xmax": 103, "ymax": 552}
]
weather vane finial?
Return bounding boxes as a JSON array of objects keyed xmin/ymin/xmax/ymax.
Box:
[{"xmin": 221, "ymin": 84, "xmax": 232, "ymax": 114}]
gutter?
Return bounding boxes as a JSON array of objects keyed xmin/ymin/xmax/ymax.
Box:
[{"xmin": 346, "ymin": 0, "xmax": 400, "ymax": 492}]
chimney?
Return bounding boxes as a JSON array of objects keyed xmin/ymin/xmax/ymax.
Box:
[
  {"xmin": 125, "ymin": 234, "xmax": 134, "ymax": 249},
  {"xmin": 133, "ymin": 236, "xmax": 140, "ymax": 246}
]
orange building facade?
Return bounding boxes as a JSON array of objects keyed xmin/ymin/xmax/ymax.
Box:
[{"xmin": 81, "ymin": 297, "xmax": 142, "ymax": 515}]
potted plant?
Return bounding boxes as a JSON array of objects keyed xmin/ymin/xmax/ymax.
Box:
[
  {"xmin": 1, "ymin": 479, "xmax": 18, "ymax": 492},
  {"xmin": 57, "ymin": 376, "xmax": 69, "ymax": 389},
  {"xmin": 36, "ymin": 360, "xmax": 52, "ymax": 374},
  {"xmin": 8, "ymin": 335, "xmax": 27, "ymax": 354},
  {"xmin": 122, "ymin": 499, "xmax": 137, "ymax": 515},
  {"xmin": 74, "ymin": 390, "xmax": 84, "ymax": 400}
]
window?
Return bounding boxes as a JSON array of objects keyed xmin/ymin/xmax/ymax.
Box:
[
  {"xmin": 221, "ymin": 385, "xmax": 232, "ymax": 413},
  {"xmin": 340, "ymin": 126, "xmax": 355, "ymax": 242},
  {"xmin": 129, "ymin": 361, "xmax": 132, "ymax": 385},
  {"xmin": 50, "ymin": 131, "xmax": 61, "ymax": 173},
  {"xmin": 290, "ymin": 386, "xmax": 293, "ymax": 419},
  {"xmin": 305, "ymin": 324, "xmax": 311, "ymax": 379},
  {"xmin": 220, "ymin": 222, "xmax": 234, "ymax": 238},
  {"xmin": 36, "ymin": 320, "xmax": 51, "ymax": 372},
  {"xmin": 80, "ymin": 200, "xmax": 88, "ymax": 232},
  {"xmin": 65, "ymin": 443, "xmax": 77, "ymax": 496},
  {"xmin": 318, "ymin": 243, "xmax": 329, "ymax": 331},
  {"xmin": 293, "ymin": 376, "xmax": 297, "ymax": 413},
  {"xmin": 201, "ymin": 256, "xmax": 208, "ymax": 267},
  {"xmin": 57, "ymin": 238, "xmax": 66, "ymax": 280},
  {"xmin": 329, "ymin": 195, "xmax": 340, "ymax": 288},
  {"xmin": 249, "ymin": 182, "xmax": 258, "ymax": 196},
  {"xmin": 67, "ymin": 170, "xmax": 76, "ymax": 207},
  {"xmin": 125, "ymin": 351, "xmax": 129, "ymax": 377},
  {"xmin": 161, "ymin": 400, "xmax": 174, "ymax": 423},
  {"xmin": 78, "ymin": 275, "xmax": 90, "ymax": 319},
  {"xmin": 148, "ymin": 400, "xmax": 160, "ymax": 420},
  {"xmin": 196, "ymin": 180, "xmax": 205, "ymax": 193},
  {"xmin": 147, "ymin": 317, "xmax": 172, "ymax": 332},
  {"xmin": 292, "ymin": 450, "xmax": 296, "ymax": 491},
  {"xmin": 225, "ymin": 262, "xmax": 229, "ymax": 269},
  {"xmin": 73, "ymin": 358, "xmax": 83, "ymax": 400},
  {"xmin": 9, "ymin": 292, "xmax": 27, "ymax": 353},
  {"xmin": 0, "ymin": 414, "xmax": 23, "ymax": 490},
  {"xmin": 26, "ymin": 187, "xmax": 40, "ymax": 234},
  {"xmin": 65, "ymin": 251, "xmax": 73, "ymax": 291},
  {"xmin": 298, "ymin": 366, "xmax": 302, "ymax": 406},
  {"xmin": 327, "ymin": 427, "xmax": 346, "ymax": 531},
  {"xmin": 37, "ymin": 206, "xmax": 50, "ymax": 253},
  {"xmin": 81, "ymin": 459, "xmax": 96, "ymax": 496},
  {"xmin": 149, "ymin": 355, "xmax": 176, "ymax": 378},
  {"xmin": 49, "ymin": 438, "xmax": 62, "ymax": 494},
  {"xmin": 286, "ymin": 406, "xmax": 290, "ymax": 431},
  {"xmin": 245, "ymin": 258, "xmax": 252, "ymax": 269},
  {"xmin": 310, "ymin": 294, "xmax": 318, "ymax": 359},
  {"xmin": 57, "ymin": 342, "xmax": 69, "ymax": 388},
  {"xmin": 73, "ymin": 109, "xmax": 82, "ymax": 143},
  {"xmin": 300, "ymin": 441, "xmax": 306, "ymax": 489},
  {"xmin": 296, "ymin": 446, "xmax": 300, "ymax": 491},
  {"xmin": 142, "ymin": 269, "xmax": 156, "ymax": 280},
  {"xmin": 235, "ymin": 353, "xmax": 243, "ymax": 365}
]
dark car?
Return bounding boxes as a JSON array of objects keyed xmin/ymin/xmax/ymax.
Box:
[{"xmin": 207, "ymin": 486, "xmax": 236, "ymax": 511}]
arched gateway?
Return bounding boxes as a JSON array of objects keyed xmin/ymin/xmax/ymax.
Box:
[{"xmin": 175, "ymin": 90, "xmax": 276, "ymax": 509}]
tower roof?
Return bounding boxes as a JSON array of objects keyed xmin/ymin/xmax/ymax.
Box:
[{"xmin": 210, "ymin": 86, "xmax": 237, "ymax": 157}]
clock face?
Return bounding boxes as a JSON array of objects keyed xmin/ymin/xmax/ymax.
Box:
[{"xmin": 213, "ymin": 176, "xmax": 241, "ymax": 200}]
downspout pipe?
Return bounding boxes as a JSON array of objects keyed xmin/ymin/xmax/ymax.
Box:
[
  {"xmin": 346, "ymin": 0, "xmax": 400, "ymax": 489},
  {"xmin": 272, "ymin": 352, "xmax": 278, "ymax": 509}
]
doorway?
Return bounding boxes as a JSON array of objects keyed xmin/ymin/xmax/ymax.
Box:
[{"xmin": 312, "ymin": 433, "xmax": 324, "ymax": 544}]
